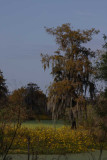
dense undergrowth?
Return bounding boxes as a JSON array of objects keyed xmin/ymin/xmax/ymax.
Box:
[{"xmin": 3, "ymin": 126, "xmax": 105, "ymax": 154}]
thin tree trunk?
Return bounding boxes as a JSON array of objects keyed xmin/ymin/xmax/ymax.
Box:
[{"xmin": 27, "ymin": 136, "xmax": 30, "ymax": 160}]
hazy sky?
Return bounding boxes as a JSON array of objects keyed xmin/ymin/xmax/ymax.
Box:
[{"xmin": 0, "ymin": 0, "xmax": 107, "ymax": 93}]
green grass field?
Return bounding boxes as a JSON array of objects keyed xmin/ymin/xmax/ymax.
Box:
[{"xmin": 22, "ymin": 120, "xmax": 69, "ymax": 128}]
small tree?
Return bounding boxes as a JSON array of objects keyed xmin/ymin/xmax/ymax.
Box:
[
  {"xmin": 0, "ymin": 71, "xmax": 26, "ymax": 160},
  {"xmin": 0, "ymin": 104, "xmax": 26, "ymax": 160}
]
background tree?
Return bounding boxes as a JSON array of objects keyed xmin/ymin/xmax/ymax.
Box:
[
  {"xmin": 9, "ymin": 87, "xmax": 26, "ymax": 107},
  {"xmin": 41, "ymin": 23, "xmax": 99, "ymax": 127},
  {"xmin": 0, "ymin": 70, "xmax": 8, "ymax": 107},
  {"xmin": 90, "ymin": 35, "xmax": 107, "ymax": 160},
  {"xmin": 9, "ymin": 83, "xmax": 47, "ymax": 120},
  {"xmin": 96, "ymin": 35, "xmax": 107, "ymax": 129},
  {"xmin": 96, "ymin": 35, "xmax": 107, "ymax": 123},
  {"xmin": 25, "ymin": 83, "xmax": 47, "ymax": 120},
  {"xmin": 9, "ymin": 87, "xmax": 27, "ymax": 122},
  {"xmin": 98, "ymin": 35, "xmax": 107, "ymax": 82}
]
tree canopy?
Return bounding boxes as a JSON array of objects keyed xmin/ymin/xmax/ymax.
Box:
[
  {"xmin": 25, "ymin": 83, "xmax": 47, "ymax": 116},
  {"xmin": 9, "ymin": 83, "xmax": 47, "ymax": 120},
  {"xmin": 41, "ymin": 23, "xmax": 99, "ymax": 122}
]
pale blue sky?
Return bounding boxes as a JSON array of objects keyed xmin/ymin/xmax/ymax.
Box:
[{"xmin": 0, "ymin": 0, "xmax": 107, "ymax": 93}]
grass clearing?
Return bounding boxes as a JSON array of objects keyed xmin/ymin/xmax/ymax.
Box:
[{"xmin": 22, "ymin": 120, "xmax": 69, "ymax": 129}]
